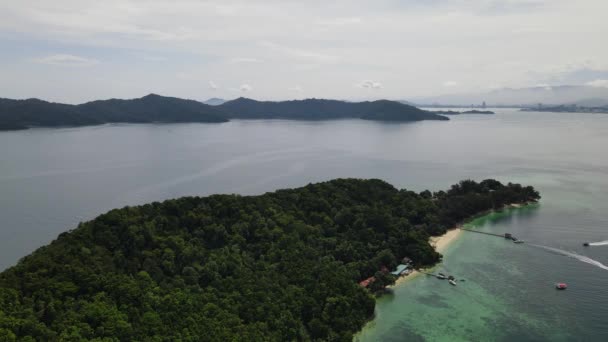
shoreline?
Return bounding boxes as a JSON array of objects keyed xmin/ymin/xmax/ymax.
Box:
[
  {"xmin": 389, "ymin": 227, "xmax": 463, "ymax": 288},
  {"xmin": 388, "ymin": 202, "xmax": 534, "ymax": 288}
]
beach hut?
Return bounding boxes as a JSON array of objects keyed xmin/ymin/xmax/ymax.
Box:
[
  {"xmin": 359, "ymin": 276, "xmax": 375, "ymax": 288},
  {"xmin": 391, "ymin": 264, "xmax": 409, "ymax": 276}
]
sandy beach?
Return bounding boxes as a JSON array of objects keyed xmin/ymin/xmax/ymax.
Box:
[{"xmin": 390, "ymin": 227, "xmax": 463, "ymax": 287}]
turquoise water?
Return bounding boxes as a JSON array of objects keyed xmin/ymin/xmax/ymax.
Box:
[{"xmin": 1, "ymin": 109, "xmax": 607, "ymax": 339}]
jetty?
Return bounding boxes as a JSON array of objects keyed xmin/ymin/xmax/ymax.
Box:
[{"xmin": 462, "ymin": 229, "xmax": 522, "ymax": 242}]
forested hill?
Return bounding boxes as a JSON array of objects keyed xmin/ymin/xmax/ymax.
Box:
[
  {"xmin": 0, "ymin": 95, "xmax": 448, "ymax": 131},
  {"xmin": 0, "ymin": 94, "xmax": 229, "ymax": 130},
  {"xmin": 219, "ymin": 97, "xmax": 449, "ymax": 121},
  {"xmin": 0, "ymin": 179, "xmax": 539, "ymax": 341}
]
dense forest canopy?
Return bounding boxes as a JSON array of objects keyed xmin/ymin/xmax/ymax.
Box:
[
  {"xmin": 0, "ymin": 95, "xmax": 448, "ymax": 130},
  {"xmin": 0, "ymin": 178, "xmax": 539, "ymax": 341},
  {"xmin": 0, "ymin": 94, "xmax": 228, "ymax": 130},
  {"xmin": 218, "ymin": 98, "xmax": 448, "ymax": 121}
]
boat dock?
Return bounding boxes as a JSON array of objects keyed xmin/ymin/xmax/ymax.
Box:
[
  {"xmin": 461, "ymin": 229, "xmax": 521, "ymax": 242},
  {"xmin": 461, "ymin": 228, "xmax": 505, "ymax": 237}
]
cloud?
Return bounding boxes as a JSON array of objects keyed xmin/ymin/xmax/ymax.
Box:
[
  {"xmin": 209, "ymin": 81, "xmax": 219, "ymax": 90},
  {"xmin": 532, "ymin": 83, "xmax": 553, "ymax": 90},
  {"xmin": 259, "ymin": 41, "xmax": 340, "ymax": 64},
  {"xmin": 442, "ymin": 81, "xmax": 459, "ymax": 87},
  {"xmin": 586, "ymin": 79, "xmax": 608, "ymax": 88},
  {"xmin": 141, "ymin": 55, "xmax": 167, "ymax": 62},
  {"xmin": 239, "ymin": 83, "xmax": 253, "ymax": 92},
  {"xmin": 358, "ymin": 80, "xmax": 383, "ymax": 89},
  {"xmin": 289, "ymin": 85, "xmax": 303, "ymax": 93},
  {"xmin": 318, "ymin": 17, "xmax": 362, "ymax": 27},
  {"xmin": 32, "ymin": 54, "xmax": 99, "ymax": 67},
  {"xmin": 229, "ymin": 57, "xmax": 262, "ymax": 64}
]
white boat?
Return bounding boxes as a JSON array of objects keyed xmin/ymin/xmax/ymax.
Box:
[
  {"xmin": 437, "ymin": 273, "xmax": 447, "ymax": 279},
  {"xmin": 449, "ymin": 279, "xmax": 457, "ymax": 286}
]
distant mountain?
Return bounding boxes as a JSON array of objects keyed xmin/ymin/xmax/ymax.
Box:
[
  {"xmin": 409, "ymin": 85, "xmax": 608, "ymax": 107},
  {"xmin": 203, "ymin": 98, "xmax": 226, "ymax": 106},
  {"xmin": 573, "ymin": 98, "xmax": 608, "ymax": 107},
  {"xmin": 432, "ymin": 110, "xmax": 495, "ymax": 115},
  {"xmin": 0, "ymin": 94, "xmax": 229, "ymax": 130},
  {"xmin": 219, "ymin": 98, "xmax": 448, "ymax": 121}
]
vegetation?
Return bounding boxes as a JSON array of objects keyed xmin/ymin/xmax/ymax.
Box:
[
  {"xmin": 0, "ymin": 94, "xmax": 228, "ymax": 130},
  {"xmin": 219, "ymin": 98, "xmax": 448, "ymax": 121},
  {"xmin": 0, "ymin": 178, "xmax": 539, "ymax": 341},
  {"xmin": 0, "ymin": 95, "xmax": 450, "ymax": 131}
]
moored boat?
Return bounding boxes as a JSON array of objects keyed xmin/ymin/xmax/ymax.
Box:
[
  {"xmin": 555, "ymin": 283, "xmax": 567, "ymax": 290},
  {"xmin": 514, "ymin": 240, "xmax": 524, "ymax": 244},
  {"xmin": 449, "ymin": 279, "xmax": 457, "ymax": 286},
  {"xmin": 437, "ymin": 273, "xmax": 447, "ymax": 279}
]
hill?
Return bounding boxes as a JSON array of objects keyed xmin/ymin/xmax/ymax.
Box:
[
  {"xmin": 409, "ymin": 85, "xmax": 608, "ymax": 107},
  {"xmin": 219, "ymin": 98, "xmax": 448, "ymax": 121},
  {"xmin": 0, "ymin": 178, "xmax": 539, "ymax": 341},
  {"xmin": 203, "ymin": 98, "xmax": 226, "ymax": 106},
  {"xmin": 0, "ymin": 94, "xmax": 229, "ymax": 130}
]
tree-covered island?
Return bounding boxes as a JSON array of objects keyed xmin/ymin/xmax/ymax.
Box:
[{"xmin": 0, "ymin": 178, "xmax": 539, "ymax": 341}]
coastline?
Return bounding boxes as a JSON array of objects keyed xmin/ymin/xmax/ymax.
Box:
[
  {"xmin": 388, "ymin": 202, "xmax": 534, "ymax": 288},
  {"xmin": 390, "ymin": 227, "xmax": 463, "ymax": 288}
]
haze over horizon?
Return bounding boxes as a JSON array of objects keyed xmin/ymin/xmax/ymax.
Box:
[{"xmin": 1, "ymin": 0, "xmax": 607, "ymax": 104}]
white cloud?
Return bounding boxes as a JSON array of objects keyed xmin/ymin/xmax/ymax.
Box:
[
  {"xmin": 358, "ymin": 80, "xmax": 383, "ymax": 89},
  {"xmin": 260, "ymin": 41, "xmax": 340, "ymax": 64},
  {"xmin": 2, "ymin": 0, "xmax": 608, "ymax": 102},
  {"xmin": 442, "ymin": 81, "xmax": 459, "ymax": 87},
  {"xmin": 318, "ymin": 17, "xmax": 362, "ymax": 27},
  {"xmin": 141, "ymin": 55, "xmax": 167, "ymax": 62},
  {"xmin": 533, "ymin": 83, "xmax": 553, "ymax": 90},
  {"xmin": 585, "ymin": 79, "xmax": 608, "ymax": 88},
  {"xmin": 289, "ymin": 85, "xmax": 303, "ymax": 93},
  {"xmin": 240, "ymin": 83, "xmax": 253, "ymax": 92},
  {"xmin": 32, "ymin": 54, "xmax": 99, "ymax": 67},
  {"xmin": 209, "ymin": 81, "xmax": 219, "ymax": 90},
  {"xmin": 229, "ymin": 57, "xmax": 262, "ymax": 64}
]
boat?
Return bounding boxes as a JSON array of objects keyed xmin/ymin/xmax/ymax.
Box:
[
  {"xmin": 514, "ymin": 240, "xmax": 524, "ymax": 244},
  {"xmin": 437, "ymin": 273, "xmax": 447, "ymax": 279},
  {"xmin": 583, "ymin": 242, "xmax": 590, "ymax": 247},
  {"xmin": 555, "ymin": 283, "xmax": 568, "ymax": 290},
  {"xmin": 447, "ymin": 275, "xmax": 455, "ymax": 281},
  {"xmin": 449, "ymin": 279, "xmax": 457, "ymax": 286}
]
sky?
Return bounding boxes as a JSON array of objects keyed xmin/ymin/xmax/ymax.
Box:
[{"xmin": 0, "ymin": 0, "xmax": 607, "ymax": 103}]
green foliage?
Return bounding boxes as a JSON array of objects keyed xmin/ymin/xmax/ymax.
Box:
[
  {"xmin": 0, "ymin": 95, "xmax": 451, "ymax": 131},
  {"xmin": 0, "ymin": 178, "xmax": 538, "ymax": 340},
  {"xmin": 219, "ymin": 98, "xmax": 448, "ymax": 121},
  {"xmin": 0, "ymin": 94, "xmax": 228, "ymax": 130}
]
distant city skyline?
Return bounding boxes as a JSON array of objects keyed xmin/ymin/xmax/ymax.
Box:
[{"xmin": 1, "ymin": 0, "xmax": 607, "ymax": 103}]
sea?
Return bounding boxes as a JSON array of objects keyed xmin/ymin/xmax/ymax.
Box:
[{"xmin": 1, "ymin": 109, "xmax": 607, "ymax": 340}]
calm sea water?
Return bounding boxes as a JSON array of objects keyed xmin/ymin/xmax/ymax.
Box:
[{"xmin": 1, "ymin": 109, "xmax": 607, "ymax": 340}]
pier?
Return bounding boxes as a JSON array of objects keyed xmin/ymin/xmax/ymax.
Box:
[
  {"xmin": 461, "ymin": 229, "xmax": 520, "ymax": 242},
  {"xmin": 461, "ymin": 228, "xmax": 505, "ymax": 237}
]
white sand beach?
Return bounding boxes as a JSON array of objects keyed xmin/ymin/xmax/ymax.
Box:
[{"xmin": 390, "ymin": 228, "xmax": 463, "ymax": 287}]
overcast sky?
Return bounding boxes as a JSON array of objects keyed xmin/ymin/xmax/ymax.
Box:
[{"xmin": 1, "ymin": 0, "xmax": 607, "ymax": 103}]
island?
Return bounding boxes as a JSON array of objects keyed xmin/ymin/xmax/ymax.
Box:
[
  {"xmin": 431, "ymin": 110, "xmax": 495, "ymax": 115},
  {"xmin": 0, "ymin": 95, "xmax": 449, "ymax": 131},
  {"xmin": 219, "ymin": 98, "xmax": 449, "ymax": 122},
  {"xmin": 520, "ymin": 105, "xmax": 608, "ymax": 114},
  {"xmin": 0, "ymin": 178, "xmax": 539, "ymax": 341}
]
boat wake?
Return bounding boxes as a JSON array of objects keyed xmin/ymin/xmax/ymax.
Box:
[
  {"xmin": 528, "ymin": 244, "xmax": 608, "ymax": 272},
  {"xmin": 589, "ymin": 240, "xmax": 608, "ymax": 246}
]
